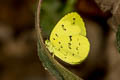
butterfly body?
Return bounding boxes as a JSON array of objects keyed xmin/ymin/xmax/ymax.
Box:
[{"xmin": 45, "ymin": 12, "xmax": 90, "ymax": 65}]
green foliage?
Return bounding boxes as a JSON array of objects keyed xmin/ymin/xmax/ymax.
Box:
[
  {"xmin": 116, "ymin": 25, "xmax": 120, "ymax": 53},
  {"xmin": 40, "ymin": 0, "xmax": 77, "ymax": 36}
]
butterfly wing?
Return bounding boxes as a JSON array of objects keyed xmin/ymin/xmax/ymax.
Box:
[
  {"xmin": 45, "ymin": 12, "xmax": 90, "ymax": 65},
  {"xmin": 50, "ymin": 12, "xmax": 86, "ymax": 42},
  {"xmin": 46, "ymin": 35, "xmax": 90, "ymax": 65}
]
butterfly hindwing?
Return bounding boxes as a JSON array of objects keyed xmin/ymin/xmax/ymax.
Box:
[{"xmin": 47, "ymin": 35, "xmax": 90, "ymax": 64}]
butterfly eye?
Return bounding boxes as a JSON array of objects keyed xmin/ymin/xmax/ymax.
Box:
[{"xmin": 63, "ymin": 28, "xmax": 66, "ymax": 31}]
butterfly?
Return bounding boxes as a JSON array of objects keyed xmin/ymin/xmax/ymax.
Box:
[{"xmin": 45, "ymin": 12, "xmax": 90, "ymax": 65}]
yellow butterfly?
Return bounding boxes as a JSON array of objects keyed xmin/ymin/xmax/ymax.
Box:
[{"xmin": 45, "ymin": 12, "xmax": 90, "ymax": 65}]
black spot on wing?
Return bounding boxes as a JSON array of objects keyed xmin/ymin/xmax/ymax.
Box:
[
  {"xmin": 79, "ymin": 43, "xmax": 81, "ymax": 46},
  {"xmin": 73, "ymin": 18, "xmax": 76, "ymax": 20},
  {"xmin": 60, "ymin": 45, "xmax": 63, "ymax": 48},
  {"xmin": 72, "ymin": 22, "xmax": 75, "ymax": 24},
  {"xmin": 76, "ymin": 47, "xmax": 79, "ymax": 50},
  {"xmin": 68, "ymin": 46, "xmax": 72, "ymax": 49},
  {"xmin": 53, "ymin": 38, "xmax": 55, "ymax": 40},
  {"xmin": 68, "ymin": 42, "xmax": 72, "ymax": 49},
  {"xmin": 72, "ymin": 53, "xmax": 75, "ymax": 56},
  {"xmin": 55, "ymin": 33, "xmax": 58, "ymax": 37},
  {"xmin": 61, "ymin": 24, "xmax": 66, "ymax": 31},
  {"xmin": 72, "ymin": 18, "xmax": 76, "ymax": 24},
  {"xmin": 68, "ymin": 43, "xmax": 71, "ymax": 46},
  {"xmin": 69, "ymin": 36, "xmax": 72, "ymax": 41},
  {"xmin": 58, "ymin": 42, "xmax": 61, "ymax": 44},
  {"xmin": 62, "ymin": 24, "xmax": 64, "ymax": 27}
]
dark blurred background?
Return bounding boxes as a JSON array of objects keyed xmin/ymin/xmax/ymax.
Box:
[{"xmin": 0, "ymin": 0, "xmax": 120, "ymax": 80}]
